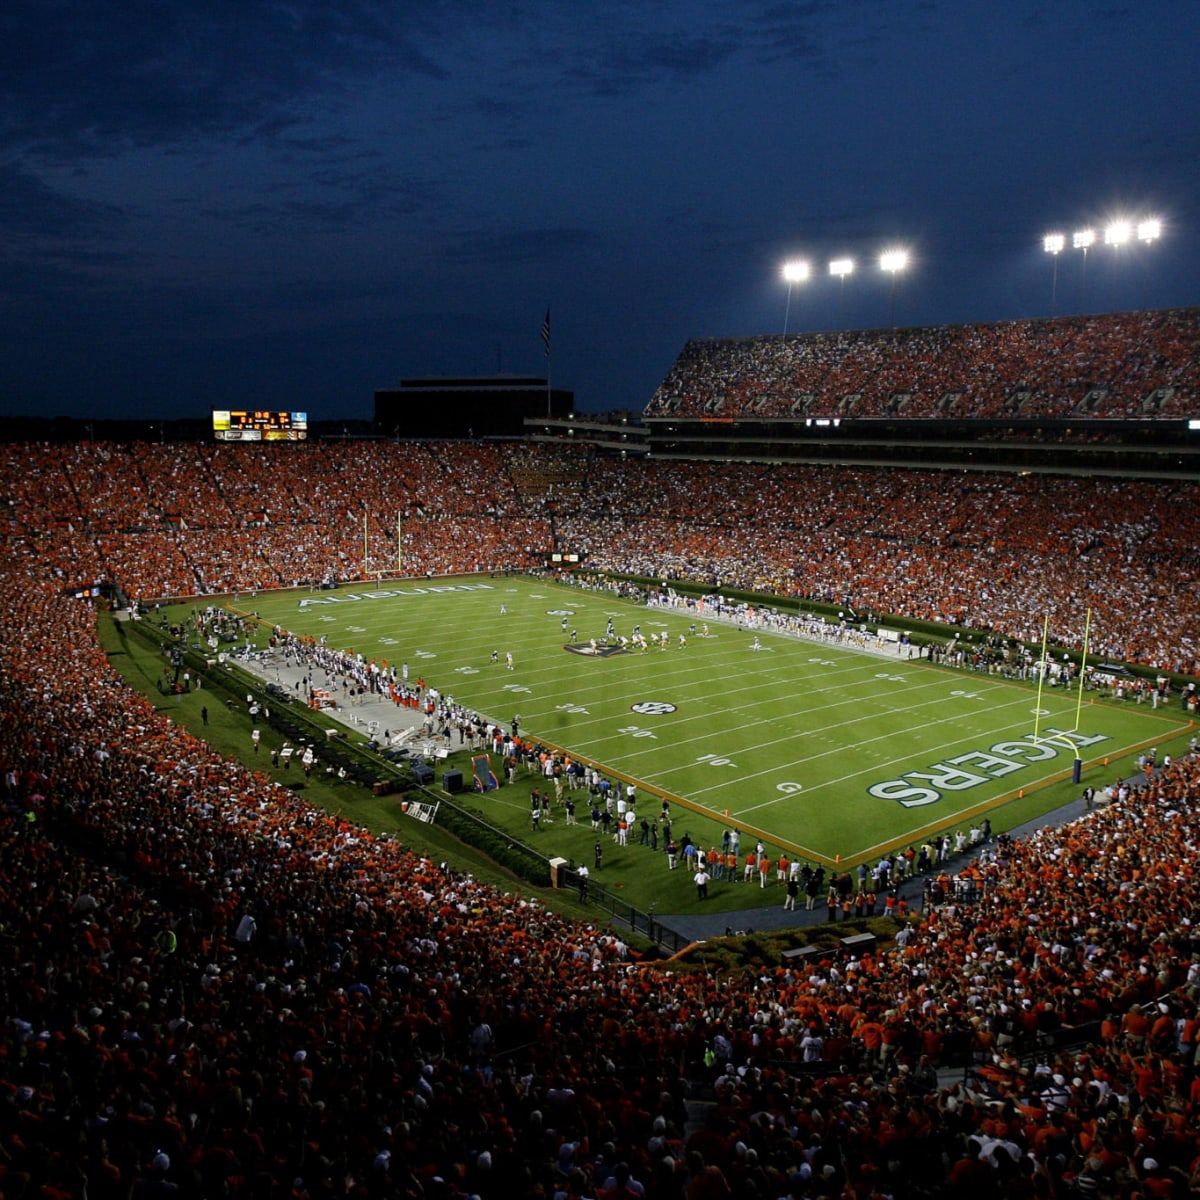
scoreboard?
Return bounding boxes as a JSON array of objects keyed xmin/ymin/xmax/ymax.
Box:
[{"xmin": 212, "ymin": 410, "xmax": 308, "ymax": 441}]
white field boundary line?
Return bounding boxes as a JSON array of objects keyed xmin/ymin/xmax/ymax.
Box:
[
  {"xmin": 300, "ymin": 584, "xmax": 917, "ymax": 721},
  {"xmin": 459, "ymin": 636, "xmax": 919, "ymax": 731},
  {"xmin": 647, "ymin": 690, "xmax": 1060, "ymax": 800},
  {"xmin": 575, "ymin": 673, "xmax": 1029, "ymax": 770},
  {"xmin": 349, "ymin": 581, "xmax": 900, "ymax": 678},
  {"xmin": 268, "ymin": 588, "xmax": 1091, "ymax": 806},
  {"xmin": 486, "ymin": 654, "xmax": 900, "ymax": 735},
  {"xmin": 642, "ymin": 698, "xmax": 1179, "ymax": 809},
  {"xmin": 356, "ymin": 618, "xmax": 1076, "ymax": 810},
  {"xmin": 418, "ymin": 656, "xmax": 884, "ymax": 743}
]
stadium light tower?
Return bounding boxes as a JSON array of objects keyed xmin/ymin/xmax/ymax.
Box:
[
  {"xmin": 781, "ymin": 259, "xmax": 810, "ymax": 335},
  {"xmin": 1073, "ymin": 228, "xmax": 1095, "ymax": 312},
  {"xmin": 1103, "ymin": 220, "xmax": 1132, "ymax": 312},
  {"xmin": 1043, "ymin": 233, "xmax": 1065, "ymax": 317},
  {"xmin": 879, "ymin": 248, "xmax": 909, "ymax": 328},
  {"xmin": 829, "ymin": 258, "xmax": 854, "ymax": 330},
  {"xmin": 1137, "ymin": 218, "xmax": 1162, "ymax": 309}
]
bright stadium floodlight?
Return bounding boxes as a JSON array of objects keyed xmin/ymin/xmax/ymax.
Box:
[
  {"xmin": 781, "ymin": 260, "xmax": 810, "ymax": 335},
  {"xmin": 879, "ymin": 249, "xmax": 909, "ymax": 326},
  {"xmin": 1044, "ymin": 233, "xmax": 1065, "ymax": 316},
  {"xmin": 1104, "ymin": 220, "xmax": 1131, "ymax": 246},
  {"xmin": 829, "ymin": 259, "xmax": 854, "ymax": 331}
]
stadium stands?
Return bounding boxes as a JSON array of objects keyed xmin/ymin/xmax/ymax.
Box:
[
  {"xmin": 3, "ymin": 491, "xmax": 1200, "ymax": 1196},
  {"xmin": 2, "ymin": 307, "xmax": 1200, "ymax": 1196},
  {"xmin": 2, "ymin": 441, "xmax": 1197, "ymax": 672},
  {"xmin": 644, "ymin": 308, "xmax": 1200, "ymax": 420}
]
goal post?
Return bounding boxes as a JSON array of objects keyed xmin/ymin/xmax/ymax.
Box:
[
  {"xmin": 1031, "ymin": 613, "xmax": 1052, "ymax": 744},
  {"xmin": 1032, "ymin": 607, "xmax": 1093, "ymax": 781},
  {"xmin": 1071, "ymin": 606, "xmax": 1093, "ymax": 736}
]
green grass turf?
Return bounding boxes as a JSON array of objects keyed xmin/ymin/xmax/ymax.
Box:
[{"xmin": 221, "ymin": 576, "xmax": 1193, "ymax": 871}]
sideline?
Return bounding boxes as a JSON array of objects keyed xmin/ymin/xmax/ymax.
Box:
[
  {"xmin": 653, "ymin": 775, "xmax": 1143, "ymax": 943},
  {"xmin": 233, "ymin": 643, "xmax": 433, "ymax": 743}
]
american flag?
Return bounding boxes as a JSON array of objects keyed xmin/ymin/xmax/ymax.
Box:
[{"xmin": 541, "ymin": 309, "xmax": 551, "ymax": 357}]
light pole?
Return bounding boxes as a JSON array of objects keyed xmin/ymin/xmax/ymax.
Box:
[
  {"xmin": 781, "ymin": 260, "xmax": 810, "ymax": 335},
  {"xmin": 829, "ymin": 258, "xmax": 854, "ymax": 331},
  {"xmin": 1104, "ymin": 220, "xmax": 1133, "ymax": 311},
  {"xmin": 1137, "ymin": 218, "xmax": 1161, "ymax": 309},
  {"xmin": 1073, "ymin": 228, "xmax": 1094, "ymax": 313},
  {"xmin": 879, "ymin": 248, "xmax": 909, "ymax": 328},
  {"xmin": 1043, "ymin": 233, "xmax": 1064, "ymax": 317}
]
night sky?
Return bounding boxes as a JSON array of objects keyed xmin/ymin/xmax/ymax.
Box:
[{"xmin": 2, "ymin": 1, "xmax": 1197, "ymax": 423}]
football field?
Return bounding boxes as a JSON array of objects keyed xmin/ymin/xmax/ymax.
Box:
[{"xmin": 235, "ymin": 575, "xmax": 1190, "ymax": 864}]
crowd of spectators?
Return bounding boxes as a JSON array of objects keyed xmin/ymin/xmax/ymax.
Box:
[
  {"xmin": 644, "ymin": 308, "xmax": 1200, "ymax": 420},
  {"xmin": 554, "ymin": 461, "xmax": 1200, "ymax": 676},
  {"xmin": 4, "ymin": 315, "xmax": 1200, "ymax": 1196},
  {"xmin": 5, "ymin": 480, "xmax": 1200, "ymax": 1198},
  {"xmin": 2, "ymin": 439, "xmax": 1198, "ymax": 674},
  {"xmin": 5, "ymin": 313, "xmax": 1200, "ymax": 1196},
  {"xmin": 0, "ymin": 440, "xmax": 562, "ymax": 599}
]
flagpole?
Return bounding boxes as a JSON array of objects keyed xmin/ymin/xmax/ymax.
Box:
[{"xmin": 541, "ymin": 308, "xmax": 552, "ymax": 417}]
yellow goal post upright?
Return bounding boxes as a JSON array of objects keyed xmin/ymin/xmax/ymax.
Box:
[{"xmin": 1031, "ymin": 608, "xmax": 1093, "ymax": 784}]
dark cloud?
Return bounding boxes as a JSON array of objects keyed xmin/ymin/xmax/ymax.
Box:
[
  {"xmin": 0, "ymin": 162, "xmax": 122, "ymax": 244},
  {"xmin": 0, "ymin": 1, "xmax": 451, "ymax": 159},
  {"xmin": 743, "ymin": 0, "xmax": 840, "ymax": 64},
  {"xmin": 444, "ymin": 227, "xmax": 604, "ymax": 267},
  {"xmin": 616, "ymin": 33, "xmax": 738, "ymax": 80},
  {"xmin": 202, "ymin": 164, "xmax": 440, "ymax": 234}
]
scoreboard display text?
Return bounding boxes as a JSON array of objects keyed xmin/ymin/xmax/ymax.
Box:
[{"xmin": 212, "ymin": 411, "xmax": 308, "ymax": 441}]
